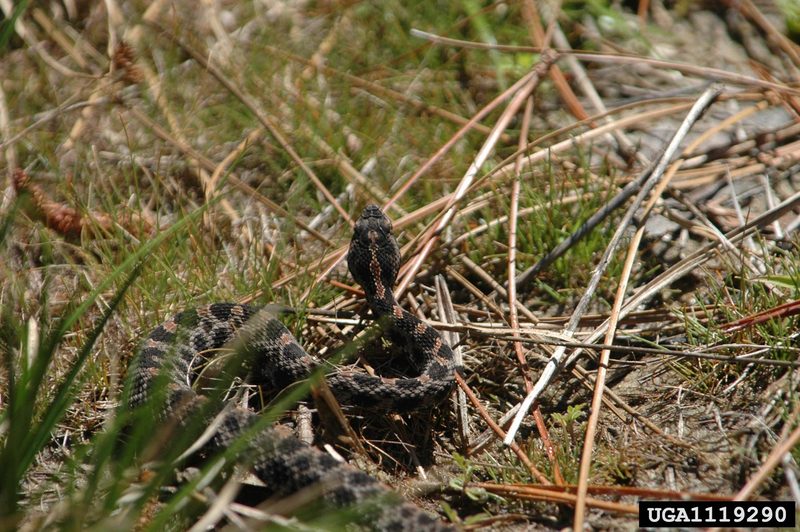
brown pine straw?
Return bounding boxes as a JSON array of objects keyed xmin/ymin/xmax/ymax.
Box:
[
  {"xmin": 467, "ymin": 482, "xmax": 638, "ymax": 515},
  {"xmin": 724, "ymin": 0, "xmax": 800, "ymax": 68},
  {"xmin": 521, "ymin": 0, "xmax": 589, "ymax": 123},
  {"xmin": 469, "ymin": 481, "xmax": 737, "ymax": 509}
]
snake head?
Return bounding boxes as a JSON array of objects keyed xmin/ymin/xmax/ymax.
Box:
[{"xmin": 348, "ymin": 205, "xmax": 400, "ymax": 308}]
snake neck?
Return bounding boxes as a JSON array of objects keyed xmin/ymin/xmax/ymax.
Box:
[{"xmin": 365, "ymin": 291, "xmax": 399, "ymax": 317}]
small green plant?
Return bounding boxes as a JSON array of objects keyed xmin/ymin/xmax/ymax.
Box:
[{"xmin": 547, "ymin": 403, "xmax": 587, "ymax": 484}]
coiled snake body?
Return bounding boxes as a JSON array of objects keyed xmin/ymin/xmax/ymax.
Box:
[{"xmin": 128, "ymin": 205, "xmax": 458, "ymax": 530}]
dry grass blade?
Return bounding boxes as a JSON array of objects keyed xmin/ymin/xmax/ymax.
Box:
[
  {"xmin": 521, "ymin": 1, "xmax": 588, "ymax": 123},
  {"xmin": 454, "ymin": 373, "xmax": 549, "ymax": 485},
  {"xmin": 572, "ymin": 147, "xmax": 684, "ymax": 527}
]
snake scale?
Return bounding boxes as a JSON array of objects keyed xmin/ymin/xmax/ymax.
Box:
[{"xmin": 128, "ymin": 205, "xmax": 459, "ymax": 530}]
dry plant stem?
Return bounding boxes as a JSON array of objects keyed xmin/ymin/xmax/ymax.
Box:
[
  {"xmin": 385, "ymin": 62, "xmax": 545, "ymax": 209},
  {"xmin": 0, "ymin": 1, "xmax": 87, "ymax": 78},
  {"xmin": 504, "ymin": 84, "xmax": 723, "ymax": 445},
  {"xmin": 469, "ymin": 482, "xmax": 638, "ymax": 514},
  {"xmin": 491, "ymin": 102, "xmax": 694, "ymax": 184},
  {"xmin": 257, "ymin": 84, "xmax": 405, "ymax": 218},
  {"xmin": 0, "ymin": 83, "xmax": 15, "ymax": 182},
  {"xmin": 509, "ymin": 95, "xmax": 563, "ymax": 482},
  {"xmin": 508, "ymin": 96, "xmax": 534, "ymax": 390},
  {"xmin": 570, "ymin": 188, "xmax": 800, "ymax": 367},
  {"xmin": 721, "ymin": 299, "xmax": 800, "ymax": 334},
  {"xmin": 0, "ymin": 94, "xmax": 109, "ymax": 151},
  {"xmin": 150, "ymin": 21, "xmax": 353, "ymax": 227},
  {"xmin": 208, "ymin": 130, "xmax": 265, "ymax": 225},
  {"xmin": 434, "ymin": 276, "xmax": 470, "ymax": 444},
  {"xmin": 454, "ymin": 373, "xmax": 549, "ymax": 484},
  {"xmin": 538, "ymin": 6, "xmax": 645, "ymax": 164},
  {"xmin": 484, "ymin": 92, "xmax": 768, "ymax": 190},
  {"xmin": 302, "ymin": 126, "xmax": 399, "ymax": 215},
  {"xmin": 396, "ymin": 50, "xmax": 557, "ymax": 297},
  {"xmin": 448, "ymin": 192, "xmax": 593, "ymax": 247},
  {"xmin": 480, "ymin": 482, "xmax": 734, "ymax": 500},
  {"xmin": 125, "ymin": 1, "xmax": 213, "ymax": 196},
  {"xmin": 207, "ymin": 129, "xmax": 263, "ymax": 196},
  {"xmin": 728, "ymin": 0, "xmax": 800, "ymax": 68},
  {"xmin": 445, "ymin": 265, "xmax": 508, "ymax": 322},
  {"xmin": 447, "ymin": 332, "xmax": 800, "ymax": 369},
  {"xmin": 188, "ymin": 474, "xmax": 242, "ymax": 532},
  {"xmin": 511, "ymin": 94, "xmax": 767, "ymax": 286},
  {"xmin": 521, "ymin": 0, "xmax": 587, "ymax": 122},
  {"xmin": 573, "ymin": 198, "xmax": 644, "ymax": 530},
  {"xmin": 410, "ymin": 29, "xmax": 800, "ymax": 96},
  {"xmin": 31, "ymin": 8, "xmax": 90, "ymax": 71}
]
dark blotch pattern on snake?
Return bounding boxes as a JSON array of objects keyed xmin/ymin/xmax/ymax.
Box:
[{"xmin": 128, "ymin": 205, "xmax": 459, "ymax": 531}]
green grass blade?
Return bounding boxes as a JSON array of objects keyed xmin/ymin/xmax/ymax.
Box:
[{"xmin": 0, "ymin": 200, "xmax": 213, "ymax": 519}]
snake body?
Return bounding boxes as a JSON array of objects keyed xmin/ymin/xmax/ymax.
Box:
[{"xmin": 128, "ymin": 205, "xmax": 458, "ymax": 530}]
